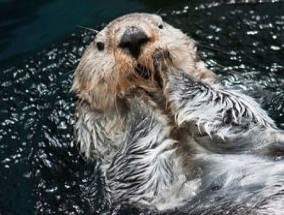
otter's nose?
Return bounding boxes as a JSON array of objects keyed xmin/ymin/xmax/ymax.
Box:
[{"xmin": 119, "ymin": 27, "xmax": 149, "ymax": 58}]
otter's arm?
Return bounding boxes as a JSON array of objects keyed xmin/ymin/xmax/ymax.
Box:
[
  {"xmin": 162, "ymin": 66, "xmax": 284, "ymax": 153},
  {"xmin": 165, "ymin": 68, "xmax": 275, "ymax": 131}
]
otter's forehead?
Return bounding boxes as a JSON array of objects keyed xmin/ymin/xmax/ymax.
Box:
[
  {"xmin": 109, "ymin": 13, "xmax": 162, "ymax": 27},
  {"xmin": 105, "ymin": 13, "xmax": 163, "ymax": 34}
]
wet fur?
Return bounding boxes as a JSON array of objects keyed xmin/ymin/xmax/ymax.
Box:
[
  {"xmin": 72, "ymin": 13, "xmax": 284, "ymax": 214},
  {"xmin": 160, "ymin": 60, "xmax": 284, "ymax": 214}
]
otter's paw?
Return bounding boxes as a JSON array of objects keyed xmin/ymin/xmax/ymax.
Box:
[
  {"xmin": 152, "ymin": 49, "xmax": 171, "ymax": 72},
  {"xmin": 152, "ymin": 49, "xmax": 173, "ymax": 86}
]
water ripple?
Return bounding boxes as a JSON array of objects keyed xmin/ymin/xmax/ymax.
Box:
[{"xmin": 1, "ymin": 1, "xmax": 284, "ymax": 214}]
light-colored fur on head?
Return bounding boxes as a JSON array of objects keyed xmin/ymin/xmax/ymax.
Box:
[{"xmin": 71, "ymin": 13, "xmax": 216, "ymax": 111}]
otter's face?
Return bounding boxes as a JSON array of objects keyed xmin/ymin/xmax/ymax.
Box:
[{"xmin": 72, "ymin": 13, "xmax": 216, "ymax": 110}]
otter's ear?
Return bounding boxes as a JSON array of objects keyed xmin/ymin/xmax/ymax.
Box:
[
  {"xmin": 191, "ymin": 41, "xmax": 218, "ymax": 83},
  {"xmin": 191, "ymin": 43, "xmax": 218, "ymax": 83},
  {"xmin": 195, "ymin": 61, "xmax": 218, "ymax": 84}
]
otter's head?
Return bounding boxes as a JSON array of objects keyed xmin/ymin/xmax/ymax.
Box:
[{"xmin": 72, "ymin": 13, "xmax": 216, "ymax": 110}]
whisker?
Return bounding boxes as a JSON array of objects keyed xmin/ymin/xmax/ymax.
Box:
[
  {"xmin": 66, "ymin": 69, "xmax": 75, "ymax": 74},
  {"xmin": 76, "ymin": 25, "xmax": 99, "ymax": 34},
  {"xmin": 155, "ymin": 8, "xmax": 162, "ymax": 15},
  {"xmin": 198, "ymin": 42, "xmax": 230, "ymax": 55}
]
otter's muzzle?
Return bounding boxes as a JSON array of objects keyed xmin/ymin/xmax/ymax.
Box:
[{"xmin": 119, "ymin": 27, "xmax": 149, "ymax": 59}]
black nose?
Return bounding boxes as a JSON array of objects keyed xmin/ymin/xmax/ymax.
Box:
[{"xmin": 119, "ymin": 27, "xmax": 149, "ymax": 58}]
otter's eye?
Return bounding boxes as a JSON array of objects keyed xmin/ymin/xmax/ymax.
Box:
[
  {"xmin": 158, "ymin": 24, "xmax": 164, "ymax": 29},
  {"xmin": 96, "ymin": 42, "xmax": 105, "ymax": 51}
]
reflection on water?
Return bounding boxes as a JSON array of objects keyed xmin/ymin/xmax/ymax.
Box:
[{"xmin": 0, "ymin": 0, "xmax": 284, "ymax": 214}]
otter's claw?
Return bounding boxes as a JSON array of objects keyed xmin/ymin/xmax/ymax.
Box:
[{"xmin": 153, "ymin": 49, "xmax": 171, "ymax": 72}]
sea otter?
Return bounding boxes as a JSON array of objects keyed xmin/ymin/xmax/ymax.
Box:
[{"xmin": 72, "ymin": 13, "xmax": 284, "ymax": 214}]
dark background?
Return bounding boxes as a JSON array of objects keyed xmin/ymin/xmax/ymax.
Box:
[
  {"xmin": 0, "ymin": 0, "xmax": 190, "ymax": 68},
  {"xmin": 0, "ymin": 0, "xmax": 284, "ymax": 214}
]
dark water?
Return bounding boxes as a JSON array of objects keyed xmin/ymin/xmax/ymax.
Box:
[{"xmin": 0, "ymin": 0, "xmax": 284, "ymax": 214}]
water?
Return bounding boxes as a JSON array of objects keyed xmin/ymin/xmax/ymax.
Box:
[{"xmin": 0, "ymin": 0, "xmax": 284, "ymax": 214}]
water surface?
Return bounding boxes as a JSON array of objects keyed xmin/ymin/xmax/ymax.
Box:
[{"xmin": 0, "ymin": 0, "xmax": 284, "ymax": 214}]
